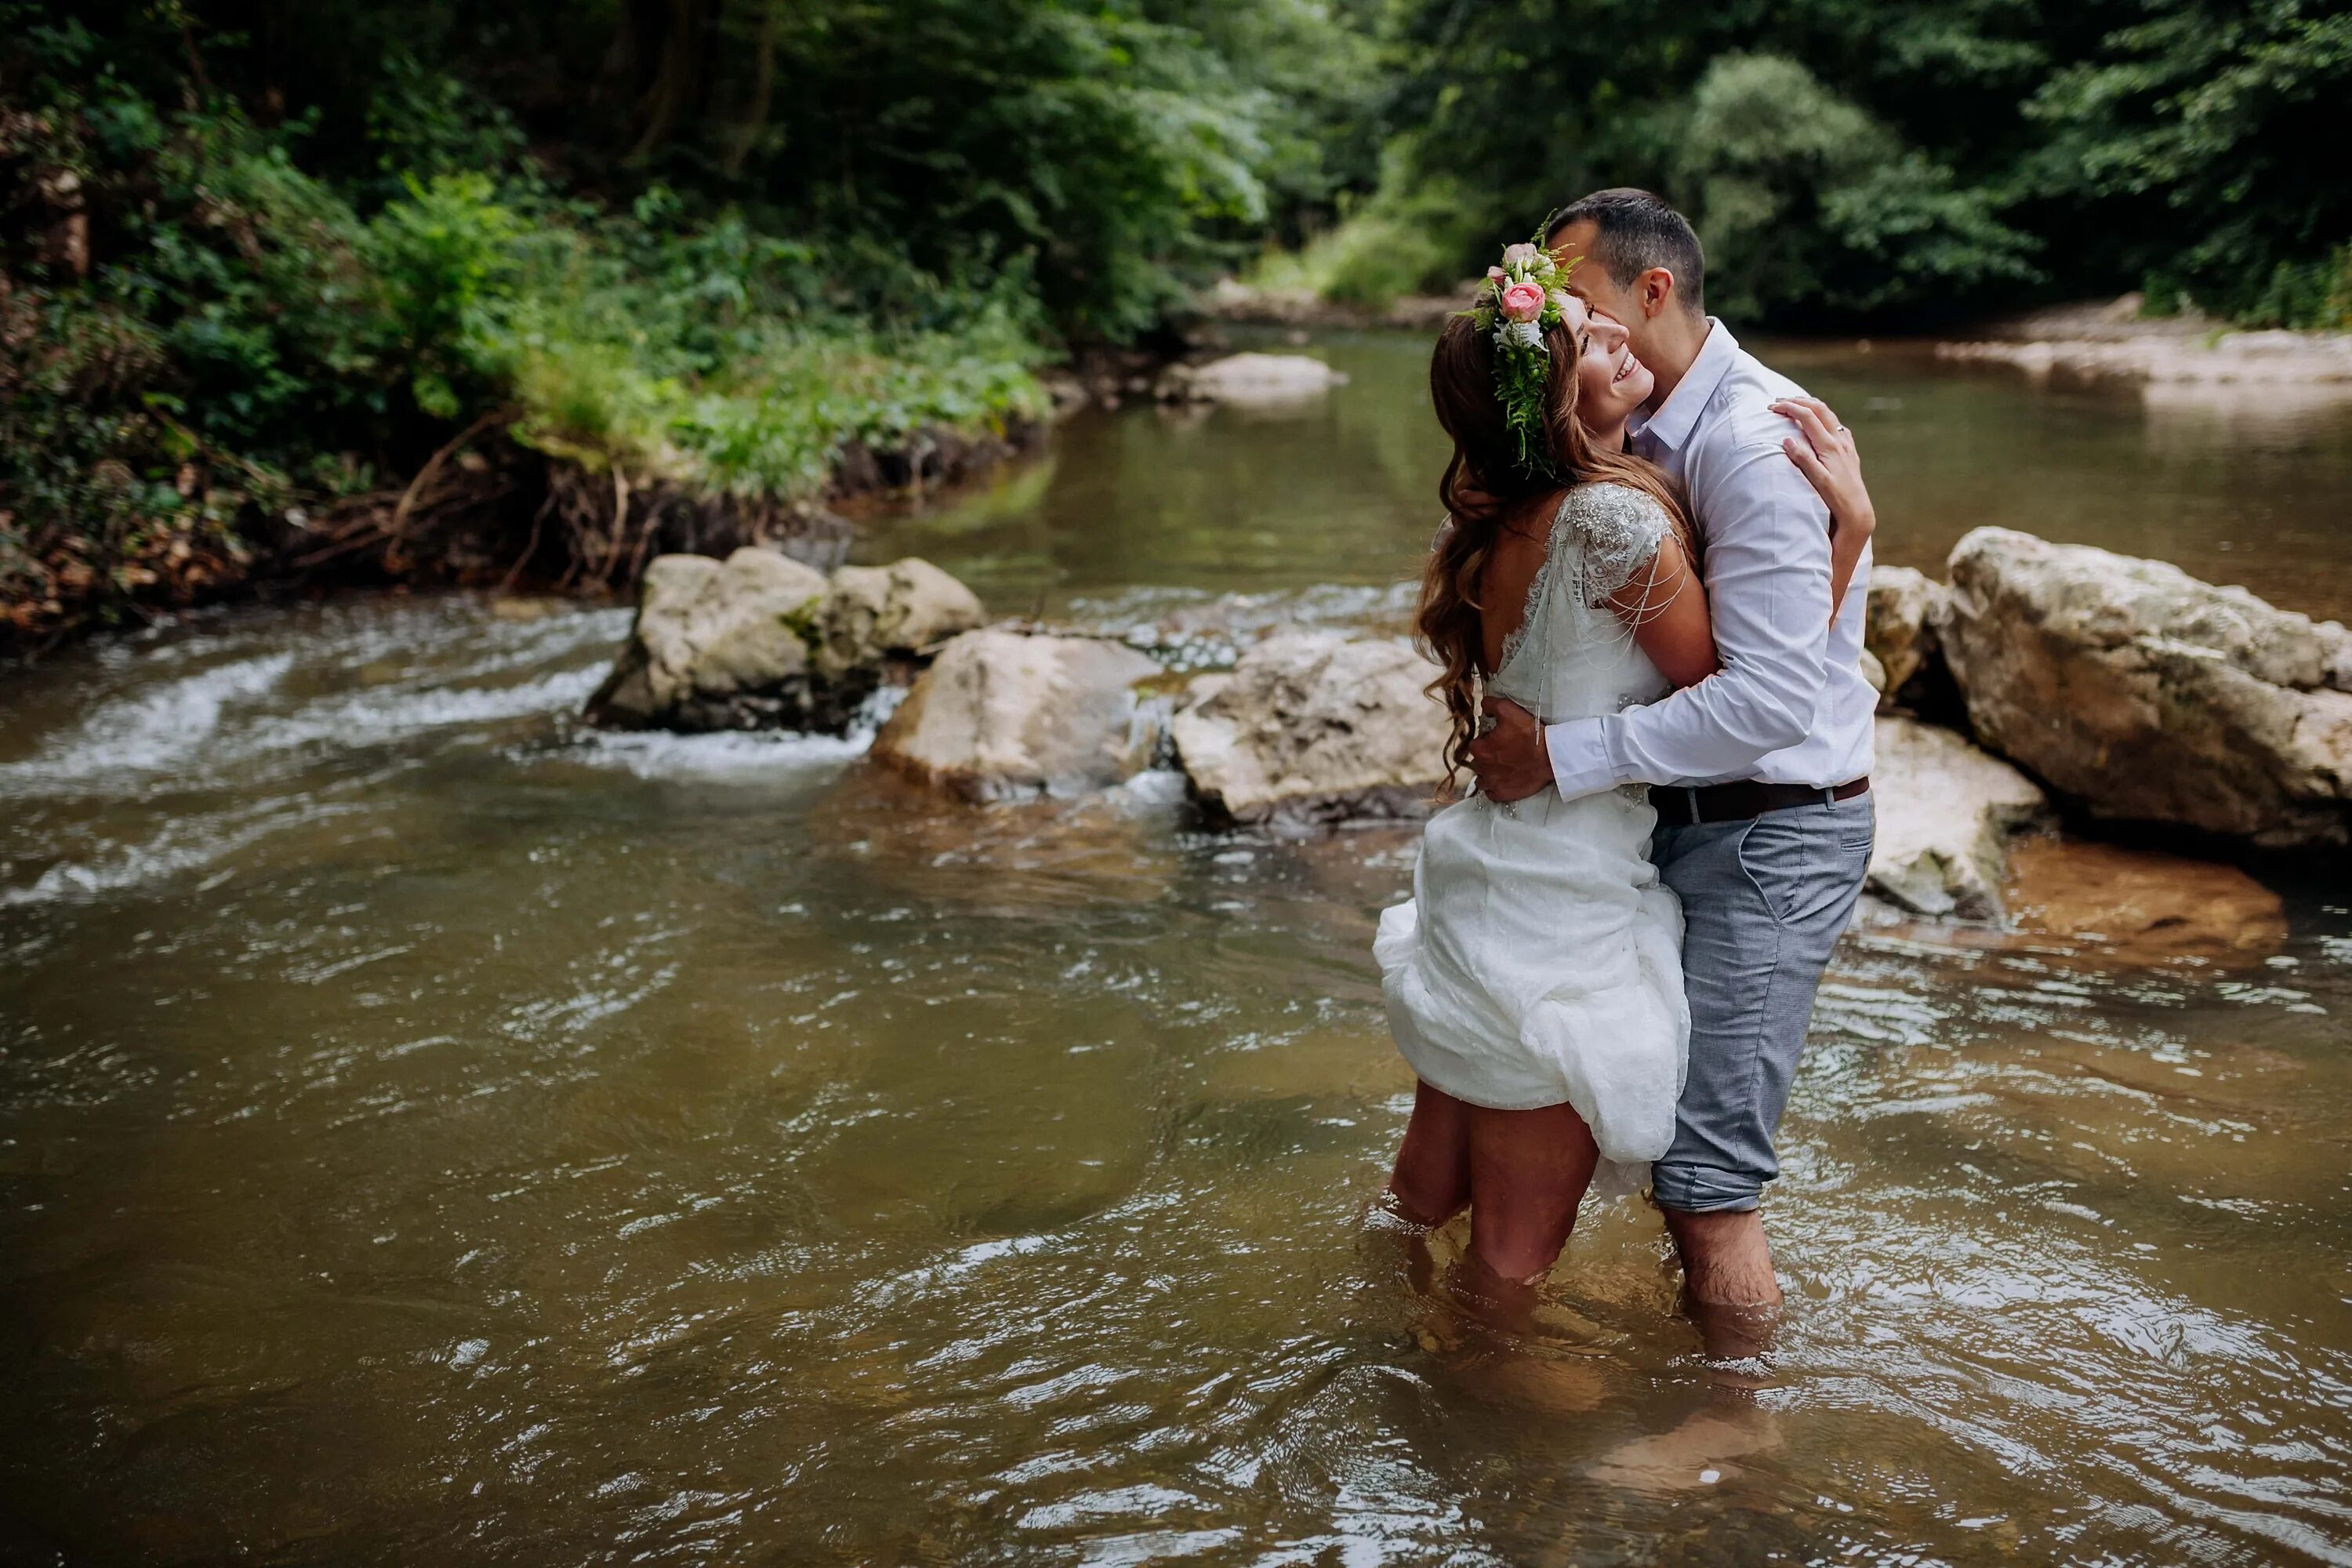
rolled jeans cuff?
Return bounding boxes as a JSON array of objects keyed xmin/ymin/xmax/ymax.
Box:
[{"xmin": 1650, "ymin": 1162, "xmax": 1762, "ymax": 1214}]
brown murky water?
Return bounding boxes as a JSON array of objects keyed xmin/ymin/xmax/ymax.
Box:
[{"xmin": 5, "ymin": 335, "xmax": 2351, "ymax": 1563}]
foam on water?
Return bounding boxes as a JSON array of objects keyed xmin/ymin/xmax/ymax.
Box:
[
  {"xmin": 0, "ymin": 652, "xmax": 292, "ymax": 794},
  {"xmin": 570, "ymin": 728, "xmax": 877, "ymax": 781},
  {"xmin": 238, "ymin": 666, "xmax": 607, "ymax": 759},
  {"xmin": 0, "ymin": 602, "xmax": 631, "ymax": 903},
  {"xmin": 561, "ymin": 687, "xmax": 906, "ymax": 782},
  {"xmin": 0, "ymin": 798, "xmax": 364, "ymax": 906}
]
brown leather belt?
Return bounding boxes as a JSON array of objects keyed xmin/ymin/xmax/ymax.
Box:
[{"xmin": 1650, "ymin": 776, "xmax": 1871, "ymax": 826}]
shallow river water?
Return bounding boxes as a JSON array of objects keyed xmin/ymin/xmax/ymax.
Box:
[{"xmin": 5, "ymin": 334, "xmax": 2352, "ymax": 1564}]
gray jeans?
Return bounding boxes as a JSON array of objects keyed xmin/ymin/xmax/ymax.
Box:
[{"xmin": 1650, "ymin": 791, "xmax": 1875, "ymax": 1213}]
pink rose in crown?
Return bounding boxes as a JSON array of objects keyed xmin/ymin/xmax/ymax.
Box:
[
  {"xmin": 1501, "ymin": 242, "xmax": 1539, "ymax": 268},
  {"xmin": 1499, "ymin": 280, "xmax": 1546, "ymax": 322}
]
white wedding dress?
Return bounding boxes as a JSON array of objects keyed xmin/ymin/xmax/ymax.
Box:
[{"xmin": 1375, "ymin": 481, "xmax": 1691, "ymax": 1197}]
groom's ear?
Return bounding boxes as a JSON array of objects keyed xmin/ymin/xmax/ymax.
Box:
[{"xmin": 1636, "ymin": 267, "xmax": 1679, "ymax": 320}]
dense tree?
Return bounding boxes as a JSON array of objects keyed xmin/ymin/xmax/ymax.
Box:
[
  {"xmin": 2031, "ymin": 0, "xmax": 2352, "ymax": 324},
  {"xmin": 1367, "ymin": 0, "xmax": 2349, "ymax": 327}
]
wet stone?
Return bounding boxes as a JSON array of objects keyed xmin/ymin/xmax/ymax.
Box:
[{"xmin": 585, "ymin": 548, "xmax": 982, "ymax": 734}]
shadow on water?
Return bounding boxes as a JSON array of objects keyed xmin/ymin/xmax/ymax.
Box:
[{"xmin": 4, "ymin": 332, "xmax": 2352, "ymax": 1562}]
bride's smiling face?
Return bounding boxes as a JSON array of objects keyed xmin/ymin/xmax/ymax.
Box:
[{"xmin": 1563, "ymin": 296, "xmax": 1652, "ymax": 431}]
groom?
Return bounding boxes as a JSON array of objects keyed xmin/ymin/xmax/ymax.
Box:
[{"xmin": 1466, "ymin": 188, "xmax": 1877, "ymax": 1320}]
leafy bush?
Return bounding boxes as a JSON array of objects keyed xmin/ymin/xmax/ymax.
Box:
[
  {"xmin": 2031, "ymin": 1, "xmax": 2352, "ymax": 326},
  {"xmin": 0, "ymin": 25, "xmax": 1057, "ymax": 643},
  {"xmin": 1374, "ymin": 0, "xmax": 2349, "ymax": 328},
  {"xmin": 1679, "ymin": 55, "xmax": 2036, "ymax": 321},
  {"xmin": 1249, "ymin": 148, "xmax": 1483, "ymax": 307}
]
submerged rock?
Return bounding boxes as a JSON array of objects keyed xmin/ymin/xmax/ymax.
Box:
[
  {"xmin": 2004, "ymin": 837, "xmax": 2287, "ymax": 964},
  {"xmin": 1155, "ymin": 352, "xmax": 1348, "ymax": 406},
  {"xmin": 585, "ymin": 548, "xmax": 982, "ymax": 732},
  {"xmin": 1171, "ymin": 632, "xmax": 1449, "ymax": 825},
  {"xmin": 871, "ymin": 630, "xmax": 1164, "ymax": 802},
  {"xmin": 1936, "ymin": 527, "xmax": 2352, "ymax": 845},
  {"xmin": 1867, "ymin": 715, "xmax": 2054, "ymax": 922}
]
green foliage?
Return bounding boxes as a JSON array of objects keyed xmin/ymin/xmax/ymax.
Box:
[
  {"xmin": 1679, "ymin": 55, "xmax": 2035, "ymax": 320},
  {"xmin": 2031, "ymin": 0, "xmax": 2352, "ymax": 326},
  {"xmin": 68, "ymin": 0, "xmax": 1379, "ymax": 346},
  {"xmin": 481, "ymin": 212, "xmax": 1053, "ymax": 497},
  {"xmin": 0, "ymin": 11, "xmax": 1069, "ymax": 641},
  {"xmin": 1366, "ymin": 0, "xmax": 2349, "ymax": 328},
  {"xmin": 364, "ymin": 172, "xmax": 521, "ymax": 419},
  {"xmin": 0, "ymin": 285, "xmax": 263, "ymax": 637},
  {"xmin": 1248, "ymin": 148, "xmax": 1484, "ymax": 306}
]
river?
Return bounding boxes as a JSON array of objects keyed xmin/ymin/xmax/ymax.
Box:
[{"xmin": 4, "ymin": 333, "xmax": 2351, "ymax": 1563}]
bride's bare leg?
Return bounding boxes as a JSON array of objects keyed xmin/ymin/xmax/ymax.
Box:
[
  {"xmin": 1387, "ymin": 1080, "xmax": 1472, "ymax": 1226},
  {"xmin": 1465, "ymin": 1101, "xmax": 1599, "ymax": 1283}
]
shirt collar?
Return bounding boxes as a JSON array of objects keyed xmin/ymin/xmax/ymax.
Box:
[{"xmin": 1628, "ymin": 318, "xmax": 1736, "ymax": 454}]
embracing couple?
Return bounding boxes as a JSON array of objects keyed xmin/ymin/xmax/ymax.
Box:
[{"xmin": 1374, "ymin": 189, "xmax": 1878, "ymax": 1336}]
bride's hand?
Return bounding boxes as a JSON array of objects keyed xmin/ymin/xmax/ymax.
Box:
[{"xmin": 1773, "ymin": 395, "xmax": 1874, "ymax": 622}]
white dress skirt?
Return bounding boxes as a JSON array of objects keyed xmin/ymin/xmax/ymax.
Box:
[{"xmin": 1374, "ymin": 481, "xmax": 1692, "ymax": 1197}]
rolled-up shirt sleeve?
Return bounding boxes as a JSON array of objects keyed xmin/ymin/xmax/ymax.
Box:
[{"xmin": 1544, "ymin": 441, "xmax": 1833, "ymax": 798}]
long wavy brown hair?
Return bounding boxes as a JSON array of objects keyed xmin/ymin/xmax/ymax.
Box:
[{"xmin": 1418, "ymin": 311, "xmax": 1693, "ymax": 786}]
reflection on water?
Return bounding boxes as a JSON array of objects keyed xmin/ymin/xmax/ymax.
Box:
[
  {"xmin": 5, "ymin": 337, "xmax": 2352, "ymax": 1563},
  {"xmin": 866, "ymin": 331, "xmax": 2352, "ymax": 626}
]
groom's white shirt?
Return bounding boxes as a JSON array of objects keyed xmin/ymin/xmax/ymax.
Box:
[{"xmin": 1543, "ymin": 318, "xmax": 1875, "ymax": 799}]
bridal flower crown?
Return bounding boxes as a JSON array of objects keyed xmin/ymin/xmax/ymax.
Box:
[{"xmin": 1467, "ymin": 233, "xmax": 1577, "ymax": 475}]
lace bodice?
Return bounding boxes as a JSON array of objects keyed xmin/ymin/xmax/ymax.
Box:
[{"xmin": 1487, "ymin": 481, "xmax": 1676, "ymax": 724}]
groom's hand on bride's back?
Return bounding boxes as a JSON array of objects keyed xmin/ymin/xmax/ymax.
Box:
[{"xmin": 1465, "ymin": 695, "xmax": 1554, "ymax": 804}]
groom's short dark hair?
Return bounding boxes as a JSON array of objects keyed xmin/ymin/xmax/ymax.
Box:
[{"xmin": 1547, "ymin": 189, "xmax": 1705, "ymax": 317}]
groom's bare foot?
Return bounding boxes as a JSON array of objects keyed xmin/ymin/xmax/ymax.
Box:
[
  {"xmin": 1586, "ymin": 1406, "xmax": 1780, "ymax": 1494},
  {"xmin": 1682, "ymin": 1296, "xmax": 1781, "ymax": 1377}
]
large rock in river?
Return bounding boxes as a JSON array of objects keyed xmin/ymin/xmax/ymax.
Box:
[
  {"xmin": 815, "ymin": 558, "xmax": 988, "ymax": 680},
  {"xmin": 871, "ymin": 630, "xmax": 1164, "ymax": 802},
  {"xmin": 1866, "ymin": 564, "xmax": 1946, "ymax": 707},
  {"xmin": 586, "ymin": 548, "xmax": 983, "ymax": 732},
  {"xmin": 1936, "ymin": 527, "xmax": 2352, "ymax": 845},
  {"xmin": 1171, "ymin": 632, "xmax": 1450, "ymax": 825},
  {"xmin": 1867, "ymin": 715, "xmax": 2054, "ymax": 922}
]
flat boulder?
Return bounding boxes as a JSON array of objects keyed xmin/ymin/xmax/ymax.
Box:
[
  {"xmin": 1171, "ymin": 632, "xmax": 1449, "ymax": 825},
  {"xmin": 1936, "ymin": 527, "xmax": 2352, "ymax": 845},
  {"xmin": 1867, "ymin": 715, "xmax": 2054, "ymax": 922},
  {"xmin": 586, "ymin": 550, "xmax": 982, "ymax": 733},
  {"xmin": 1156, "ymin": 352, "xmax": 1348, "ymax": 407},
  {"xmin": 871, "ymin": 630, "xmax": 1164, "ymax": 802}
]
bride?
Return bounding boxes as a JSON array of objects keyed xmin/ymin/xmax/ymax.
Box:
[{"xmin": 1374, "ymin": 241, "xmax": 1870, "ymax": 1293}]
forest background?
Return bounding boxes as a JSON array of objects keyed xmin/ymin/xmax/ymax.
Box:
[{"xmin": 4, "ymin": 0, "xmax": 2346, "ymax": 644}]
